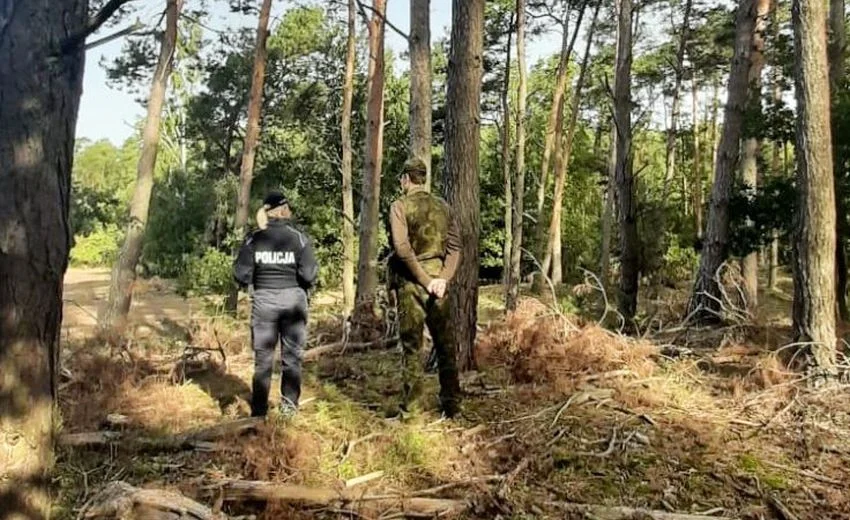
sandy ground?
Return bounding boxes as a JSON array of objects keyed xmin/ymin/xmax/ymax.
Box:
[{"xmin": 62, "ymin": 268, "xmax": 198, "ymax": 339}]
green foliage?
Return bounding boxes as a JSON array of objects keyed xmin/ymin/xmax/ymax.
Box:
[
  {"xmin": 660, "ymin": 236, "xmax": 700, "ymax": 284},
  {"xmin": 178, "ymin": 247, "xmax": 233, "ymax": 296},
  {"xmin": 727, "ymin": 176, "xmax": 796, "ymax": 257},
  {"xmin": 70, "ymin": 225, "xmax": 123, "ymax": 267}
]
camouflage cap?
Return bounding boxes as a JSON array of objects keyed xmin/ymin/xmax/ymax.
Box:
[{"xmin": 402, "ymin": 156, "xmax": 427, "ymax": 174}]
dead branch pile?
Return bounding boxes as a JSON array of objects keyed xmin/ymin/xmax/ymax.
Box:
[
  {"xmin": 80, "ymin": 481, "xmax": 223, "ymax": 520},
  {"xmin": 476, "ymin": 299, "xmax": 658, "ymax": 391}
]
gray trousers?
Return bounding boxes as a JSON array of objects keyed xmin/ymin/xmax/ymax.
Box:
[{"xmin": 250, "ymin": 288, "xmax": 308, "ymax": 417}]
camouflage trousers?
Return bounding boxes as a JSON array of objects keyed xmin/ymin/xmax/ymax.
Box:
[{"xmin": 396, "ymin": 280, "xmax": 461, "ymax": 415}]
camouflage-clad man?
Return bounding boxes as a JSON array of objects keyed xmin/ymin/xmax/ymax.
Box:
[{"xmin": 387, "ymin": 157, "xmax": 462, "ymax": 418}]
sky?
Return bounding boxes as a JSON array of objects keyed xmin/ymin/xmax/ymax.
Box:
[{"xmin": 76, "ymin": 0, "xmax": 561, "ymax": 145}]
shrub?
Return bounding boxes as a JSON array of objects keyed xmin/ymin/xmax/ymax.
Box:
[
  {"xmin": 178, "ymin": 247, "xmax": 233, "ymax": 296},
  {"xmin": 69, "ymin": 225, "xmax": 122, "ymax": 267}
]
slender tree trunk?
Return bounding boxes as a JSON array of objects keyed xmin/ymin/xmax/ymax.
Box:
[
  {"xmin": 410, "ymin": 0, "xmax": 432, "ymax": 188},
  {"xmin": 792, "ymin": 0, "xmax": 838, "ymax": 374},
  {"xmin": 613, "ymin": 0, "xmax": 639, "ymax": 321},
  {"xmin": 545, "ymin": 1, "xmax": 601, "ymax": 286},
  {"xmin": 663, "ymin": 0, "xmax": 693, "ymax": 201},
  {"xmin": 830, "ymin": 0, "xmax": 848, "ymax": 320},
  {"xmin": 693, "ymin": 75, "xmax": 704, "ymax": 239},
  {"xmin": 710, "ymin": 78, "xmax": 721, "ymax": 181},
  {"xmin": 601, "ymin": 125, "xmax": 616, "ymax": 288},
  {"xmin": 740, "ymin": 0, "xmax": 772, "ymax": 315},
  {"xmin": 341, "ymin": 0, "xmax": 357, "ymax": 315},
  {"xmin": 222, "ymin": 0, "xmax": 272, "ymax": 313},
  {"xmin": 444, "ymin": 0, "xmax": 484, "ymax": 370},
  {"xmin": 507, "ymin": 0, "xmax": 526, "ymax": 309},
  {"xmin": 101, "ymin": 0, "xmax": 183, "ymax": 329},
  {"xmin": 355, "ymin": 0, "xmax": 387, "ymax": 310},
  {"xmin": 688, "ymin": 0, "xmax": 757, "ymax": 322},
  {"xmin": 0, "ymin": 1, "xmax": 88, "ymax": 516},
  {"xmin": 501, "ymin": 17, "xmax": 514, "ymax": 291},
  {"xmin": 532, "ymin": 1, "xmax": 587, "ymax": 292},
  {"xmin": 768, "ymin": 8, "xmax": 783, "ymax": 292}
]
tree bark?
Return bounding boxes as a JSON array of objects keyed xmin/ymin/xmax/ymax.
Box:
[
  {"xmin": 506, "ymin": 0, "xmax": 526, "ymax": 310},
  {"xmin": 663, "ymin": 0, "xmax": 693, "ymax": 202},
  {"xmin": 613, "ymin": 0, "xmax": 639, "ymax": 321},
  {"xmin": 601, "ymin": 125, "xmax": 616, "ymax": 289},
  {"xmin": 501, "ymin": 16, "xmax": 514, "ymax": 292},
  {"xmin": 355, "ymin": 0, "xmax": 387, "ymax": 310},
  {"xmin": 0, "ymin": 1, "xmax": 88, "ymax": 517},
  {"xmin": 444, "ymin": 0, "xmax": 484, "ymax": 370},
  {"xmin": 341, "ymin": 0, "xmax": 358, "ymax": 315},
  {"xmin": 101, "ymin": 0, "xmax": 183, "ymax": 330},
  {"xmin": 792, "ymin": 0, "xmax": 838, "ymax": 374},
  {"xmin": 693, "ymin": 74, "xmax": 703, "ymax": 239},
  {"xmin": 410, "ymin": 0, "xmax": 433, "ymax": 188},
  {"xmin": 545, "ymin": 1, "xmax": 601, "ymax": 286},
  {"xmin": 829, "ymin": 0, "xmax": 848, "ymax": 320},
  {"xmin": 768, "ymin": 7, "xmax": 783, "ymax": 292},
  {"xmin": 688, "ymin": 0, "xmax": 757, "ymax": 322},
  {"xmin": 740, "ymin": 0, "xmax": 772, "ymax": 315},
  {"xmin": 710, "ymin": 78, "xmax": 721, "ymax": 181},
  {"xmin": 222, "ymin": 0, "xmax": 272, "ymax": 314}
]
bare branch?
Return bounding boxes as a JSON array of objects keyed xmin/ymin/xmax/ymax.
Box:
[
  {"xmin": 354, "ymin": 0, "xmax": 409, "ymax": 42},
  {"xmin": 62, "ymin": 0, "xmax": 136, "ymax": 54}
]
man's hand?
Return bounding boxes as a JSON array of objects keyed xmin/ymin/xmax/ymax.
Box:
[{"xmin": 427, "ymin": 279, "xmax": 448, "ymax": 299}]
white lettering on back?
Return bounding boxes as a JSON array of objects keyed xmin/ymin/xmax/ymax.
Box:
[{"xmin": 255, "ymin": 251, "xmax": 296, "ymax": 265}]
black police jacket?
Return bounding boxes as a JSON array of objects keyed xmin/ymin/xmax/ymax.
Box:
[{"xmin": 233, "ymin": 219, "xmax": 318, "ymax": 291}]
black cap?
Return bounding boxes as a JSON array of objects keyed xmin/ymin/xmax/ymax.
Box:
[{"xmin": 263, "ymin": 191, "xmax": 288, "ymax": 210}]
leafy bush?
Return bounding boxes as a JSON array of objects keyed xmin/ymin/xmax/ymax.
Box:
[
  {"xmin": 659, "ymin": 237, "xmax": 700, "ymax": 284},
  {"xmin": 70, "ymin": 225, "xmax": 123, "ymax": 267},
  {"xmin": 178, "ymin": 247, "xmax": 233, "ymax": 296}
]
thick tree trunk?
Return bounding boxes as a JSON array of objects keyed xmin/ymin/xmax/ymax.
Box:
[
  {"xmin": 792, "ymin": 0, "xmax": 838, "ymax": 374},
  {"xmin": 830, "ymin": 0, "xmax": 848, "ymax": 320},
  {"xmin": 545, "ymin": 1, "xmax": 601, "ymax": 287},
  {"xmin": 740, "ymin": 0, "xmax": 772, "ymax": 315},
  {"xmin": 222, "ymin": 0, "xmax": 272, "ymax": 314},
  {"xmin": 506, "ymin": 0, "xmax": 526, "ymax": 310},
  {"xmin": 101, "ymin": 0, "xmax": 182, "ymax": 330},
  {"xmin": 341, "ymin": 0, "xmax": 358, "ymax": 315},
  {"xmin": 355, "ymin": 0, "xmax": 387, "ymax": 309},
  {"xmin": 614, "ymin": 0, "xmax": 639, "ymax": 321},
  {"xmin": 663, "ymin": 0, "xmax": 693, "ymax": 202},
  {"xmin": 444, "ymin": 0, "xmax": 484, "ymax": 370},
  {"xmin": 0, "ymin": 1, "xmax": 88, "ymax": 516},
  {"xmin": 688, "ymin": 0, "xmax": 757, "ymax": 322},
  {"xmin": 501, "ymin": 17, "xmax": 514, "ymax": 293},
  {"xmin": 410, "ymin": 0, "xmax": 432, "ymax": 188}
]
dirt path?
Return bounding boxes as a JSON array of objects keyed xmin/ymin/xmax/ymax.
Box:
[{"xmin": 62, "ymin": 268, "xmax": 198, "ymax": 338}]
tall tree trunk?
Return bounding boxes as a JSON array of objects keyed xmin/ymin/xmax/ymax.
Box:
[
  {"xmin": 507, "ymin": 0, "xmax": 527, "ymax": 310},
  {"xmin": 0, "ymin": 1, "xmax": 87, "ymax": 516},
  {"xmin": 710, "ymin": 78, "xmax": 721, "ymax": 181},
  {"xmin": 545, "ymin": 1, "xmax": 601, "ymax": 286},
  {"xmin": 688, "ymin": 0, "xmax": 757, "ymax": 322},
  {"xmin": 101, "ymin": 0, "xmax": 183, "ymax": 329},
  {"xmin": 500, "ymin": 14, "xmax": 514, "ymax": 288},
  {"xmin": 830, "ymin": 0, "xmax": 848, "ymax": 320},
  {"xmin": 222, "ymin": 0, "xmax": 272, "ymax": 314},
  {"xmin": 355, "ymin": 0, "xmax": 387, "ymax": 309},
  {"xmin": 444, "ymin": 0, "xmax": 484, "ymax": 370},
  {"xmin": 341, "ymin": 0, "xmax": 357, "ymax": 315},
  {"xmin": 600, "ymin": 125, "xmax": 616, "ymax": 288},
  {"xmin": 792, "ymin": 0, "xmax": 838, "ymax": 374},
  {"xmin": 740, "ymin": 0, "xmax": 772, "ymax": 315},
  {"xmin": 532, "ymin": 1, "xmax": 587, "ymax": 292},
  {"xmin": 410, "ymin": 0, "xmax": 432, "ymax": 188},
  {"xmin": 663, "ymin": 0, "xmax": 693, "ymax": 201},
  {"xmin": 614, "ymin": 0, "xmax": 639, "ymax": 321},
  {"xmin": 768, "ymin": 8, "xmax": 783, "ymax": 292},
  {"xmin": 693, "ymin": 75, "xmax": 703, "ymax": 239}
]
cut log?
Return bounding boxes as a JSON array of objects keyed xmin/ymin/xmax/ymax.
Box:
[
  {"xmin": 82, "ymin": 481, "xmax": 223, "ymax": 520},
  {"xmin": 304, "ymin": 337, "xmax": 397, "ymax": 361},
  {"xmin": 60, "ymin": 418, "xmax": 263, "ymax": 452},
  {"xmin": 217, "ymin": 480, "xmax": 466, "ymax": 516},
  {"xmin": 550, "ymin": 502, "xmax": 737, "ymax": 520}
]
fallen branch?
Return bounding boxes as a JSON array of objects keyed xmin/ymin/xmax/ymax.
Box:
[
  {"xmin": 345, "ymin": 471, "xmax": 385, "ymax": 488},
  {"xmin": 548, "ymin": 501, "xmax": 737, "ymax": 520},
  {"xmin": 760, "ymin": 460, "xmax": 843, "ymax": 487},
  {"xmin": 304, "ymin": 337, "xmax": 397, "ymax": 361},
  {"xmin": 80, "ymin": 481, "xmax": 222, "ymax": 520},
  {"xmin": 216, "ymin": 480, "xmax": 466, "ymax": 516},
  {"xmin": 767, "ymin": 495, "xmax": 800, "ymax": 520},
  {"xmin": 61, "ymin": 418, "xmax": 263, "ymax": 452}
]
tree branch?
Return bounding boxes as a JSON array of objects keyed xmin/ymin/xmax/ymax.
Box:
[
  {"xmin": 62, "ymin": 0, "xmax": 136, "ymax": 54},
  {"xmin": 84, "ymin": 19, "xmax": 146, "ymax": 50},
  {"xmin": 354, "ymin": 0, "xmax": 409, "ymax": 42}
]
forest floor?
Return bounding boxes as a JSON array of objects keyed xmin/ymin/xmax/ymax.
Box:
[{"xmin": 55, "ymin": 268, "xmax": 850, "ymax": 520}]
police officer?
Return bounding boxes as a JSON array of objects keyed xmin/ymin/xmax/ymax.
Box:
[
  {"xmin": 387, "ymin": 157, "xmax": 462, "ymax": 418},
  {"xmin": 233, "ymin": 191, "xmax": 318, "ymax": 418}
]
